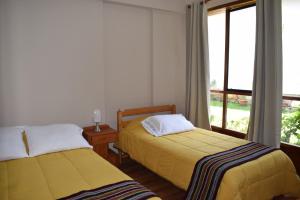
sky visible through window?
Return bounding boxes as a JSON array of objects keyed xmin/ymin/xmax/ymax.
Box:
[
  {"xmin": 209, "ymin": 1, "xmax": 300, "ymax": 96},
  {"xmin": 228, "ymin": 6, "xmax": 255, "ymax": 91},
  {"xmin": 282, "ymin": 0, "xmax": 300, "ymax": 96},
  {"xmin": 208, "ymin": 11, "xmax": 225, "ymax": 90}
]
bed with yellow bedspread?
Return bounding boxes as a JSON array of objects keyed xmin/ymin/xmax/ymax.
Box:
[
  {"xmin": 119, "ymin": 117, "xmax": 300, "ymax": 200},
  {"xmin": 0, "ymin": 148, "xmax": 159, "ymax": 200}
]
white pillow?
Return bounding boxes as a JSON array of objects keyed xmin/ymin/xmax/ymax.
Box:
[
  {"xmin": 24, "ymin": 124, "xmax": 92, "ymax": 157},
  {"xmin": 0, "ymin": 127, "xmax": 28, "ymax": 161},
  {"xmin": 141, "ymin": 114, "xmax": 195, "ymax": 137}
]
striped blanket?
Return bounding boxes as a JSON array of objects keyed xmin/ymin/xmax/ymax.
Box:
[
  {"xmin": 58, "ymin": 180, "xmax": 156, "ymax": 200},
  {"xmin": 186, "ymin": 142, "xmax": 276, "ymax": 200}
]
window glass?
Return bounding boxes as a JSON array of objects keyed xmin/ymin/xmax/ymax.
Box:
[
  {"xmin": 228, "ymin": 6, "xmax": 256, "ymax": 91},
  {"xmin": 208, "ymin": 11, "xmax": 225, "ymax": 91},
  {"xmin": 226, "ymin": 95, "xmax": 251, "ymax": 133},
  {"xmin": 210, "ymin": 92, "xmax": 223, "ymax": 127},
  {"xmin": 282, "ymin": 0, "xmax": 300, "ymax": 96},
  {"xmin": 281, "ymin": 0, "xmax": 300, "ymax": 146},
  {"xmin": 281, "ymin": 100, "xmax": 300, "ymax": 145}
]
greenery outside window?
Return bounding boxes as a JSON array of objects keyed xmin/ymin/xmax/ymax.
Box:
[{"xmin": 208, "ymin": 1, "xmax": 300, "ymax": 146}]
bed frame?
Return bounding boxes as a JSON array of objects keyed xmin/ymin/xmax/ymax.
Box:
[{"xmin": 117, "ymin": 104, "xmax": 176, "ymax": 132}]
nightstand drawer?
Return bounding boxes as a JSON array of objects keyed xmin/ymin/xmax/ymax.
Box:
[{"xmin": 91, "ymin": 134, "xmax": 117, "ymax": 145}]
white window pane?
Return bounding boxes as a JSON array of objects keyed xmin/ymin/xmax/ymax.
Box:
[
  {"xmin": 210, "ymin": 92, "xmax": 223, "ymax": 127},
  {"xmin": 208, "ymin": 11, "xmax": 225, "ymax": 90},
  {"xmin": 228, "ymin": 6, "xmax": 256, "ymax": 91},
  {"xmin": 226, "ymin": 95, "xmax": 251, "ymax": 133},
  {"xmin": 282, "ymin": 0, "xmax": 300, "ymax": 96}
]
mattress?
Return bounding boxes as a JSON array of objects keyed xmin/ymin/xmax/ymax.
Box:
[
  {"xmin": 0, "ymin": 148, "xmax": 159, "ymax": 200},
  {"xmin": 119, "ymin": 117, "xmax": 300, "ymax": 200}
]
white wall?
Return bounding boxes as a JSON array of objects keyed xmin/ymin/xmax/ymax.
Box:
[
  {"xmin": 103, "ymin": 3, "xmax": 153, "ymax": 126},
  {"xmin": 105, "ymin": 0, "xmax": 186, "ymax": 13},
  {"xmin": 152, "ymin": 10, "xmax": 186, "ymax": 113},
  {"xmin": 103, "ymin": 3, "xmax": 186, "ymax": 127},
  {"xmin": 0, "ymin": 0, "xmax": 186, "ymax": 128},
  {"xmin": 186, "ymin": 0, "xmax": 240, "ymax": 9},
  {"xmin": 0, "ymin": 0, "xmax": 105, "ymax": 127},
  {"xmin": 207, "ymin": 0, "xmax": 240, "ymax": 8}
]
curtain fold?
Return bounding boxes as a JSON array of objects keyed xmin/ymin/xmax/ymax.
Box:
[
  {"xmin": 185, "ymin": 2, "xmax": 211, "ymax": 130},
  {"xmin": 247, "ymin": 0, "xmax": 282, "ymax": 148}
]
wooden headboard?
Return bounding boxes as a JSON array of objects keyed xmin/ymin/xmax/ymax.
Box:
[{"xmin": 117, "ymin": 105, "xmax": 176, "ymax": 132}]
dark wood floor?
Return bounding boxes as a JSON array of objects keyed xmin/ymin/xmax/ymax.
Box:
[{"xmin": 118, "ymin": 160, "xmax": 186, "ymax": 200}]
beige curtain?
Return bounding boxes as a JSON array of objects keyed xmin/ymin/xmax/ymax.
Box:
[
  {"xmin": 185, "ymin": 2, "xmax": 211, "ymax": 130},
  {"xmin": 248, "ymin": 0, "xmax": 282, "ymax": 148}
]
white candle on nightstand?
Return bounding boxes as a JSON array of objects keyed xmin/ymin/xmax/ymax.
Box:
[
  {"xmin": 93, "ymin": 109, "xmax": 101, "ymax": 123},
  {"xmin": 93, "ymin": 109, "xmax": 101, "ymax": 132}
]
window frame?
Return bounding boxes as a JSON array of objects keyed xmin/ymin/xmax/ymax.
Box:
[
  {"xmin": 210, "ymin": 4, "xmax": 255, "ymax": 135},
  {"xmin": 209, "ymin": 3, "xmax": 300, "ymax": 136}
]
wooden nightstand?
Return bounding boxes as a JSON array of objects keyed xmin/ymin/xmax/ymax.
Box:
[{"xmin": 83, "ymin": 124, "xmax": 119, "ymax": 166}]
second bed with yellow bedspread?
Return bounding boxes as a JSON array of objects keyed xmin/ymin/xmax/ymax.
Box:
[{"xmin": 119, "ymin": 117, "xmax": 300, "ymax": 200}]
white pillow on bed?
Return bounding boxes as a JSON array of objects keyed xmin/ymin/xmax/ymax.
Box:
[
  {"xmin": 141, "ymin": 114, "xmax": 195, "ymax": 137},
  {"xmin": 24, "ymin": 124, "xmax": 92, "ymax": 157},
  {"xmin": 0, "ymin": 127, "xmax": 28, "ymax": 161}
]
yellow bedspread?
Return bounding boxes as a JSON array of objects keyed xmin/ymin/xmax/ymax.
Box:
[
  {"xmin": 0, "ymin": 148, "xmax": 159, "ymax": 200},
  {"xmin": 119, "ymin": 118, "xmax": 300, "ymax": 200}
]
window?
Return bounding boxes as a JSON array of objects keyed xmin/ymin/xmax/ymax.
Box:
[
  {"xmin": 208, "ymin": 5, "xmax": 255, "ymax": 133},
  {"xmin": 208, "ymin": 10, "xmax": 225, "ymax": 127},
  {"xmin": 208, "ymin": 1, "xmax": 300, "ymax": 146},
  {"xmin": 227, "ymin": 7, "xmax": 255, "ymax": 91},
  {"xmin": 282, "ymin": 0, "xmax": 300, "ymax": 146},
  {"xmin": 208, "ymin": 10, "xmax": 225, "ymax": 92}
]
